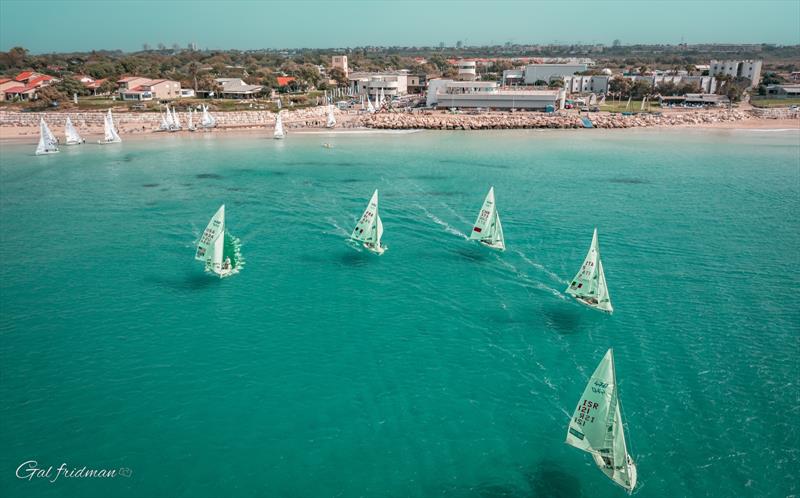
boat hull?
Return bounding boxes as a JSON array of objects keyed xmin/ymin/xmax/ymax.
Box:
[
  {"xmin": 478, "ymin": 240, "xmax": 505, "ymax": 251},
  {"xmin": 363, "ymin": 243, "xmax": 386, "ymax": 255},
  {"xmin": 35, "ymin": 150, "xmax": 60, "ymax": 156},
  {"xmin": 572, "ymin": 295, "xmax": 613, "ymax": 314},
  {"xmin": 97, "ymin": 140, "xmax": 121, "ymax": 145}
]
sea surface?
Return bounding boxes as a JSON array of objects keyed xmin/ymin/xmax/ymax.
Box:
[{"xmin": 1, "ymin": 128, "xmax": 798, "ymax": 498}]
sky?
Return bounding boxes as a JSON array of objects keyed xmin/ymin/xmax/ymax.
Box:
[{"xmin": 1, "ymin": 0, "xmax": 799, "ymax": 53}]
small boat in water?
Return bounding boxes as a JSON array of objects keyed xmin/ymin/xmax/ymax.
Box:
[
  {"xmin": 565, "ymin": 228, "xmax": 613, "ymax": 313},
  {"xmin": 469, "ymin": 186, "xmax": 505, "ymax": 251},
  {"xmin": 566, "ymin": 349, "xmax": 637, "ymax": 494},
  {"xmin": 64, "ymin": 116, "xmax": 84, "ymax": 145},
  {"xmin": 195, "ymin": 204, "xmax": 240, "ymax": 278},
  {"xmin": 274, "ymin": 112, "xmax": 285, "ymax": 139},
  {"xmin": 35, "ymin": 118, "xmax": 59, "ymax": 155},
  {"xmin": 350, "ymin": 189, "xmax": 386, "ymax": 255},
  {"xmin": 97, "ymin": 110, "xmax": 122, "ymax": 145}
]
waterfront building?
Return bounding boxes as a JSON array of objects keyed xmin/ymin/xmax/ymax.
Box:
[
  {"xmin": 562, "ymin": 75, "xmax": 611, "ymax": 94},
  {"xmin": 406, "ymin": 74, "xmax": 427, "ymax": 94},
  {"xmin": 502, "ymin": 63, "xmax": 588, "ymax": 85},
  {"xmin": 349, "ymin": 72, "xmax": 409, "ymax": 98},
  {"xmin": 456, "ymin": 60, "xmax": 477, "ymax": 81},
  {"xmin": 214, "ymin": 78, "xmax": 264, "ymax": 99},
  {"xmin": 764, "ymin": 84, "xmax": 800, "ymax": 97},
  {"xmin": 427, "ymin": 79, "xmax": 558, "ymax": 110},
  {"xmin": 118, "ymin": 77, "xmax": 181, "ymax": 101},
  {"xmin": 710, "ymin": 60, "xmax": 763, "ymax": 87}
]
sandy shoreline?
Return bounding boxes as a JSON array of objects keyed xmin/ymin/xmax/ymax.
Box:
[{"xmin": 1, "ymin": 109, "xmax": 796, "ymax": 144}]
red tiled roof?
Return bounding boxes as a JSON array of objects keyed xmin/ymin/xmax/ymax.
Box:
[
  {"xmin": 27, "ymin": 75, "xmax": 54, "ymax": 86},
  {"xmin": 14, "ymin": 71, "xmax": 35, "ymax": 81},
  {"xmin": 0, "ymin": 78, "xmax": 11, "ymax": 84},
  {"xmin": 117, "ymin": 76, "xmax": 144, "ymax": 83},
  {"xmin": 4, "ymin": 84, "xmax": 37, "ymax": 94},
  {"xmin": 84, "ymin": 78, "xmax": 106, "ymax": 89},
  {"xmin": 276, "ymin": 76, "xmax": 295, "ymax": 86}
]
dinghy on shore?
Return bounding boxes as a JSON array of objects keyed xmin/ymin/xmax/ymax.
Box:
[
  {"xmin": 274, "ymin": 112, "xmax": 285, "ymax": 139},
  {"xmin": 97, "ymin": 110, "xmax": 121, "ymax": 145},
  {"xmin": 64, "ymin": 116, "xmax": 84, "ymax": 145}
]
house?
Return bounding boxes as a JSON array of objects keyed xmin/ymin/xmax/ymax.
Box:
[
  {"xmin": 78, "ymin": 76, "xmax": 109, "ymax": 95},
  {"xmin": 427, "ymin": 79, "xmax": 559, "ymax": 110},
  {"xmin": 2, "ymin": 71, "xmax": 59, "ymax": 101},
  {"xmin": 764, "ymin": 84, "xmax": 800, "ymax": 97},
  {"xmin": 331, "ymin": 55, "xmax": 349, "ymax": 77},
  {"xmin": 348, "ymin": 72, "xmax": 409, "ymax": 98},
  {"xmin": 276, "ymin": 76, "xmax": 296, "ymax": 87},
  {"xmin": 118, "ymin": 77, "xmax": 181, "ymax": 100},
  {"xmin": 215, "ymin": 78, "xmax": 263, "ymax": 98},
  {"xmin": 0, "ymin": 78, "xmax": 20, "ymax": 101}
]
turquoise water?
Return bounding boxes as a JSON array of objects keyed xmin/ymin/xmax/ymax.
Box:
[{"xmin": 1, "ymin": 129, "xmax": 798, "ymax": 498}]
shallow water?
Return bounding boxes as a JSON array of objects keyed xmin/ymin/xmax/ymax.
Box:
[{"xmin": 1, "ymin": 129, "xmax": 798, "ymax": 497}]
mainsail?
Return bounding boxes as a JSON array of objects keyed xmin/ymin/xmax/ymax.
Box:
[
  {"xmin": 97, "ymin": 110, "xmax": 121, "ymax": 144},
  {"xmin": 351, "ymin": 189, "xmax": 385, "ymax": 254},
  {"xmin": 195, "ymin": 204, "xmax": 237, "ymax": 277},
  {"xmin": 367, "ymin": 95, "xmax": 376, "ymax": 113},
  {"xmin": 159, "ymin": 112, "xmax": 170, "ymax": 131},
  {"xmin": 274, "ymin": 112, "xmax": 285, "ymax": 139},
  {"xmin": 469, "ymin": 186, "xmax": 505, "ymax": 251},
  {"xmin": 35, "ymin": 118, "xmax": 59, "ymax": 155},
  {"xmin": 201, "ymin": 105, "xmax": 216, "ymax": 128},
  {"xmin": 187, "ymin": 109, "xmax": 195, "ymax": 131},
  {"xmin": 566, "ymin": 349, "xmax": 637, "ymax": 494},
  {"xmin": 64, "ymin": 116, "xmax": 83, "ymax": 145},
  {"xmin": 171, "ymin": 106, "xmax": 181, "ymax": 130},
  {"xmin": 565, "ymin": 228, "xmax": 613, "ymax": 313},
  {"xmin": 326, "ymin": 105, "xmax": 336, "ymax": 128}
]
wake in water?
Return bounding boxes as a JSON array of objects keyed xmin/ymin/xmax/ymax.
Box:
[{"xmin": 416, "ymin": 203, "xmax": 469, "ymax": 239}]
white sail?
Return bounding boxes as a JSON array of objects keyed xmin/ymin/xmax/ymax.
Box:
[
  {"xmin": 100, "ymin": 110, "xmax": 122, "ymax": 143},
  {"xmin": 201, "ymin": 105, "xmax": 216, "ymax": 128},
  {"xmin": 379, "ymin": 87, "xmax": 385, "ymax": 106},
  {"xmin": 172, "ymin": 107, "xmax": 181, "ymax": 130},
  {"xmin": 566, "ymin": 349, "xmax": 637, "ymax": 493},
  {"xmin": 159, "ymin": 112, "xmax": 170, "ymax": 131},
  {"xmin": 195, "ymin": 204, "xmax": 232, "ymax": 277},
  {"xmin": 274, "ymin": 112, "xmax": 285, "ymax": 139},
  {"xmin": 35, "ymin": 118, "xmax": 59, "ymax": 155},
  {"xmin": 367, "ymin": 95, "xmax": 376, "ymax": 113},
  {"xmin": 165, "ymin": 106, "xmax": 175, "ymax": 127},
  {"xmin": 469, "ymin": 186, "xmax": 505, "ymax": 251},
  {"xmin": 326, "ymin": 105, "xmax": 336, "ymax": 128},
  {"xmin": 565, "ymin": 228, "xmax": 613, "ymax": 313},
  {"xmin": 187, "ymin": 109, "xmax": 195, "ymax": 130},
  {"xmin": 351, "ymin": 190, "xmax": 385, "ymax": 254},
  {"xmin": 64, "ymin": 116, "xmax": 83, "ymax": 145}
]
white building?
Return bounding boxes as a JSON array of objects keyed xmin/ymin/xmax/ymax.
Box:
[
  {"xmin": 710, "ymin": 60, "xmax": 763, "ymax": 87},
  {"xmin": 332, "ymin": 55, "xmax": 349, "ymax": 77},
  {"xmin": 561, "ymin": 75, "xmax": 611, "ymax": 94},
  {"xmin": 626, "ymin": 75, "xmax": 717, "ymax": 94},
  {"xmin": 456, "ymin": 60, "xmax": 477, "ymax": 81},
  {"xmin": 349, "ymin": 72, "xmax": 408, "ymax": 98},
  {"xmin": 427, "ymin": 79, "xmax": 559, "ymax": 110}
]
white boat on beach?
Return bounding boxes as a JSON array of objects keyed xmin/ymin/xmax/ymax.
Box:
[
  {"xmin": 469, "ymin": 186, "xmax": 505, "ymax": 251},
  {"xmin": 566, "ymin": 349, "xmax": 637, "ymax": 494},
  {"xmin": 97, "ymin": 110, "xmax": 121, "ymax": 145},
  {"xmin": 35, "ymin": 118, "xmax": 59, "ymax": 155},
  {"xmin": 64, "ymin": 116, "xmax": 84, "ymax": 145},
  {"xmin": 274, "ymin": 111, "xmax": 285, "ymax": 139},
  {"xmin": 326, "ymin": 105, "xmax": 336, "ymax": 128},
  {"xmin": 195, "ymin": 204, "xmax": 240, "ymax": 278},
  {"xmin": 187, "ymin": 108, "xmax": 196, "ymax": 131},
  {"xmin": 350, "ymin": 189, "xmax": 386, "ymax": 255},
  {"xmin": 171, "ymin": 106, "xmax": 182, "ymax": 131},
  {"xmin": 201, "ymin": 105, "xmax": 216, "ymax": 128},
  {"xmin": 565, "ymin": 228, "xmax": 613, "ymax": 313}
]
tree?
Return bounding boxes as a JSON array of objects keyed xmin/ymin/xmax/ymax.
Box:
[
  {"xmin": 612, "ymin": 39, "xmax": 622, "ymax": 48},
  {"xmin": 97, "ymin": 79, "xmax": 117, "ymax": 96},
  {"xmin": 36, "ymin": 84, "xmax": 66, "ymax": 104},
  {"xmin": 57, "ymin": 77, "xmax": 89, "ymax": 98},
  {"xmin": 534, "ymin": 79, "xmax": 548, "ymax": 86},
  {"xmin": 187, "ymin": 61, "xmax": 200, "ymax": 90},
  {"xmin": 609, "ymin": 76, "xmax": 632, "ymax": 97},
  {"xmin": 329, "ymin": 67, "xmax": 348, "ymax": 87},
  {"xmin": 548, "ymin": 79, "xmax": 563, "ymax": 88},
  {"xmin": 630, "ymin": 79, "xmax": 652, "ymax": 98}
]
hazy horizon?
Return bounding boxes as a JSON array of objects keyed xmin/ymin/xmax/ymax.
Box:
[{"xmin": 2, "ymin": 0, "xmax": 799, "ymax": 54}]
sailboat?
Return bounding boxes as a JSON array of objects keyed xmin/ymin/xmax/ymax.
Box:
[
  {"xmin": 367, "ymin": 95, "xmax": 376, "ymax": 113},
  {"xmin": 171, "ymin": 106, "xmax": 182, "ymax": 130},
  {"xmin": 273, "ymin": 112, "xmax": 285, "ymax": 139},
  {"xmin": 201, "ymin": 105, "xmax": 216, "ymax": 128},
  {"xmin": 159, "ymin": 112, "xmax": 170, "ymax": 131},
  {"xmin": 187, "ymin": 109, "xmax": 196, "ymax": 131},
  {"xmin": 35, "ymin": 118, "xmax": 59, "ymax": 155},
  {"xmin": 350, "ymin": 189, "xmax": 386, "ymax": 255},
  {"xmin": 379, "ymin": 87, "xmax": 386, "ymax": 107},
  {"xmin": 326, "ymin": 105, "xmax": 336, "ymax": 128},
  {"xmin": 565, "ymin": 228, "xmax": 613, "ymax": 313},
  {"xmin": 97, "ymin": 110, "xmax": 121, "ymax": 144},
  {"xmin": 195, "ymin": 204, "xmax": 240, "ymax": 278},
  {"xmin": 566, "ymin": 349, "xmax": 637, "ymax": 494},
  {"xmin": 64, "ymin": 116, "xmax": 84, "ymax": 145},
  {"xmin": 469, "ymin": 186, "xmax": 505, "ymax": 251}
]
